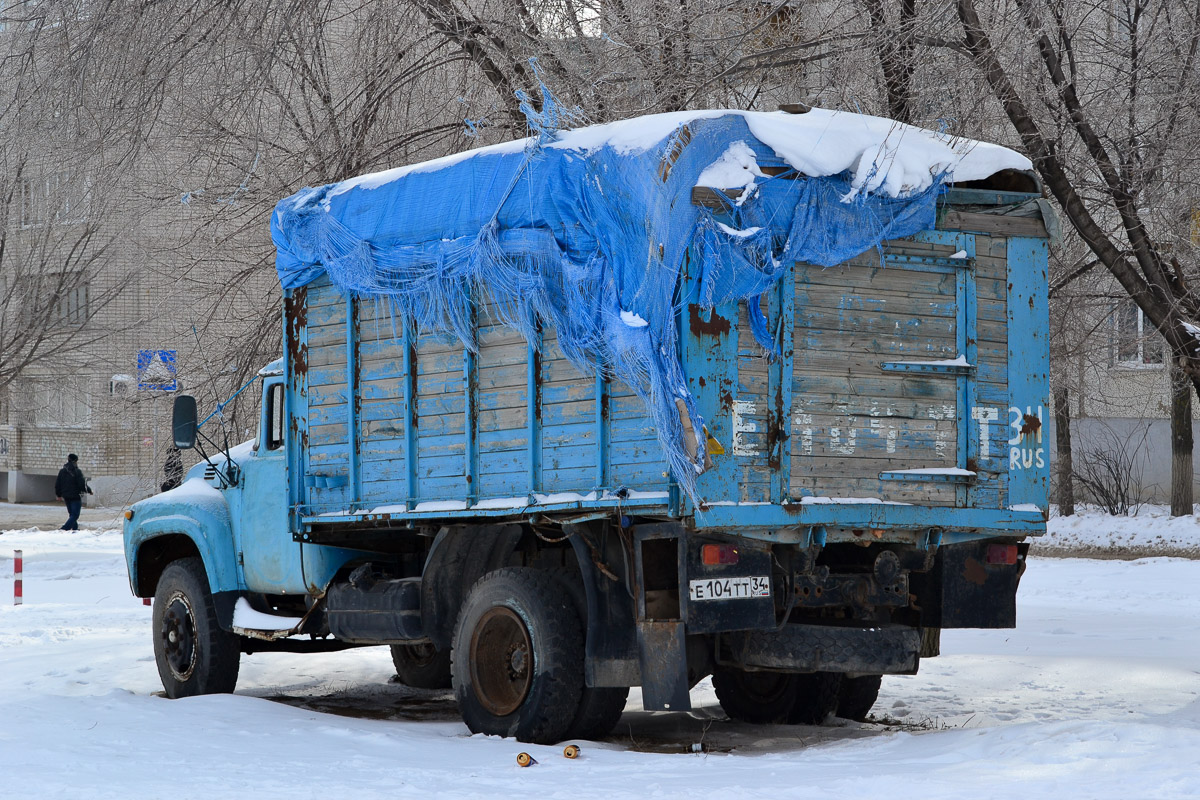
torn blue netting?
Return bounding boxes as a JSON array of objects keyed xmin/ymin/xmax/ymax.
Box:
[{"xmin": 271, "ymin": 110, "xmax": 944, "ymax": 502}]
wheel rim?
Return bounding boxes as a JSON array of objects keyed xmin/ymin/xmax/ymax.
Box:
[
  {"xmin": 469, "ymin": 606, "xmax": 533, "ymax": 717},
  {"xmin": 161, "ymin": 592, "xmax": 198, "ymax": 681},
  {"xmin": 736, "ymin": 670, "xmax": 795, "ymax": 704}
]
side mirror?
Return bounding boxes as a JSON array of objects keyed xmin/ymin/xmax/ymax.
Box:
[{"xmin": 172, "ymin": 395, "xmax": 198, "ymax": 450}]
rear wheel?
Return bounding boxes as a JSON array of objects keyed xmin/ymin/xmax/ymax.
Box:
[
  {"xmin": 152, "ymin": 557, "xmax": 240, "ymax": 698},
  {"xmin": 712, "ymin": 668, "xmax": 799, "ymax": 724},
  {"xmin": 390, "ymin": 642, "xmax": 452, "ymax": 689},
  {"xmin": 788, "ymin": 671, "xmax": 842, "ymax": 724},
  {"xmin": 837, "ymin": 675, "xmax": 882, "ymax": 721},
  {"xmin": 452, "ymin": 568, "xmax": 584, "ymax": 744}
]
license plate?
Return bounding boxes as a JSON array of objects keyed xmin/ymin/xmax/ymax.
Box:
[{"xmin": 688, "ymin": 576, "xmax": 770, "ymax": 601}]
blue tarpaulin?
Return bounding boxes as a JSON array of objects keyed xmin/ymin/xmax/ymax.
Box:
[{"xmin": 270, "ymin": 109, "xmax": 988, "ymax": 500}]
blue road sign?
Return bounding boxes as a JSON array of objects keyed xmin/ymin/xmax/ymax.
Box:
[{"xmin": 138, "ymin": 350, "xmax": 177, "ymax": 391}]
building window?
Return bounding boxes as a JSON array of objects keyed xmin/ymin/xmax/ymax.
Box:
[
  {"xmin": 28, "ymin": 377, "xmax": 91, "ymax": 429},
  {"xmin": 19, "ymin": 171, "xmax": 90, "ymax": 228},
  {"xmin": 1113, "ymin": 301, "xmax": 1163, "ymax": 367},
  {"xmin": 21, "ymin": 272, "xmax": 89, "ymax": 328},
  {"xmin": 20, "ymin": 177, "xmax": 44, "ymax": 228}
]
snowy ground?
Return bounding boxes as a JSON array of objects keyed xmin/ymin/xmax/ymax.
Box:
[{"xmin": 1, "ymin": 506, "xmax": 1199, "ymax": 799}]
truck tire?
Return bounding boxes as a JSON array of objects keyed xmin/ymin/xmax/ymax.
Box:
[
  {"xmin": 390, "ymin": 643, "xmax": 452, "ymax": 690},
  {"xmin": 153, "ymin": 557, "xmax": 240, "ymax": 698},
  {"xmin": 787, "ymin": 671, "xmax": 842, "ymax": 724},
  {"xmin": 452, "ymin": 567, "xmax": 584, "ymax": 744},
  {"xmin": 712, "ymin": 668, "xmax": 799, "ymax": 724},
  {"xmin": 545, "ymin": 568, "xmax": 629, "ymax": 741},
  {"xmin": 837, "ymin": 674, "xmax": 882, "ymax": 721}
]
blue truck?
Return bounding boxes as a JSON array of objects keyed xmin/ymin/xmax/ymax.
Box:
[{"xmin": 124, "ymin": 108, "xmax": 1050, "ymax": 744}]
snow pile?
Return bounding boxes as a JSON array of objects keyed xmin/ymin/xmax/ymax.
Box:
[
  {"xmin": 695, "ymin": 140, "xmax": 767, "ymax": 192},
  {"xmin": 1037, "ymin": 504, "xmax": 1200, "ymax": 557}
]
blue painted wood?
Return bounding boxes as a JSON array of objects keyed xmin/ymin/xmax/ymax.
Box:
[
  {"xmin": 1005, "ymin": 235, "xmax": 1051, "ymax": 510},
  {"xmin": 956, "ymin": 233, "xmax": 978, "ymax": 508},
  {"xmin": 883, "ymin": 252, "xmax": 972, "ymax": 273},
  {"xmin": 464, "ymin": 299, "xmax": 479, "ymax": 506},
  {"xmin": 692, "ymin": 502, "xmax": 1043, "ymax": 535},
  {"xmin": 682, "ymin": 241, "xmax": 740, "ymax": 509},
  {"xmin": 595, "ymin": 369, "xmax": 609, "ymax": 490},
  {"xmin": 879, "ymin": 470, "xmax": 975, "ymax": 484},
  {"xmin": 403, "ymin": 318, "xmax": 418, "ymax": 509},
  {"xmin": 286, "ymin": 286, "xmax": 309, "ymax": 535},
  {"xmin": 284, "ymin": 212, "xmax": 1047, "ymax": 543},
  {"xmin": 942, "ymin": 187, "xmax": 1042, "ymax": 206},
  {"xmin": 881, "ymin": 362, "xmax": 974, "ymax": 376},
  {"xmin": 345, "ymin": 295, "xmax": 361, "ymax": 510},
  {"xmin": 770, "ymin": 264, "xmax": 794, "ymax": 503}
]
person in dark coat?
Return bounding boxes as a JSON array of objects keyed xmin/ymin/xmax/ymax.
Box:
[{"xmin": 54, "ymin": 453, "xmax": 91, "ymax": 531}]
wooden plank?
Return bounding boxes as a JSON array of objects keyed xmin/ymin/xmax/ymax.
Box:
[
  {"xmin": 939, "ymin": 209, "xmax": 1049, "ymax": 239},
  {"xmin": 789, "ymin": 476, "xmax": 958, "ymax": 506},
  {"xmin": 307, "ymin": 341, "xmax": 349, "ymax": 369},
  {"xmin": 796, "ymin": 287, "xmax": 959, "ymax": 319},
  {"xmin": 797, "ymin": 263, "xmax": 958, "ymax": 297},
  {"xmin": 793, "ymin": 373, "xmax": 959, "ymax": 403}
]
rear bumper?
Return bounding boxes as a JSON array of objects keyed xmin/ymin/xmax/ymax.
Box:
[{"xmin": 724, "ymin": 623, "xmax": 922, "ymax": 675}]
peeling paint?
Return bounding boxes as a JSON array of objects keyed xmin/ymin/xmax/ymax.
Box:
[
  {"xmin": 793, "ymin": 412, "xmax": 814, "ymax": 456},
  {"xmin": 733, "ymin": 399, "xmax": 760, "ymax": 457},
  {"xmin": 830, "ymin": 425, "xmax": 857, "ymax": 455}
]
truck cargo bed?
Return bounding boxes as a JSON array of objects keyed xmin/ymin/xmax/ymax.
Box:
[{"xmin": 286, "ymin": 189, "xmax": 1048, "ymax": 546}]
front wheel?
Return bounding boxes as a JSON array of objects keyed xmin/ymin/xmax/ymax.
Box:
[
  {"xmin": 152, "ymin": 557, "xmax": 240, "ymax": 698},
  {"xmin": 452, "ymin": 568, "xmax": 584, "ymax": 744}
]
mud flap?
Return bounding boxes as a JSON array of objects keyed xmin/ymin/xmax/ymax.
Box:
[
  {"xmin": 637, "ymin": 620, "xmax": 690, "ymax": 711},
  {"xmin": 911, "ymin": 540, "xmax": 1028, "ymax": 629}
]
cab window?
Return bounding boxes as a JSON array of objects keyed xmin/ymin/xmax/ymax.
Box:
[{"xmin": 265, "ymin": 383, "xmax": 285, "ymax": 451}]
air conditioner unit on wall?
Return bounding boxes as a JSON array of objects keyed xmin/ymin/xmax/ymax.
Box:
[{"xmin": 110, "ymin": 374, "xmax": 134, "ymax": 398}]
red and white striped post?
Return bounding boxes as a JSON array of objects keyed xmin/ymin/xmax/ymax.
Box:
[{"xmin": 14, "ymin": 549, "xmax": 22, "ymax": 606}]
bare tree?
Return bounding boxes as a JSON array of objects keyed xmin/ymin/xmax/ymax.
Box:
[
  {"xmin": 952, "ymin": 0, "xmax": 1200, "ymax": 514},
  {"xmin": 0, "ymin": 1, "xmax": 139, "ymax": 397},
  {"xmin": 407, "ymin": 0, "xmax": 877, "ymax": 123}
]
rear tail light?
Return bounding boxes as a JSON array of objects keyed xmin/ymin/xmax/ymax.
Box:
[
  {"xmin": 701, "ymin": 543, "xmax": 740, "ymax": 565},
  {"xmin": 986, "ymin": 544, "xmax": 1019, "ymax": 565}
]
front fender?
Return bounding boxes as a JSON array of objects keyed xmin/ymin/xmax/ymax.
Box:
[{"xmin": 123, "ymin": 480, "xmax": 242, "ymax": 598}]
